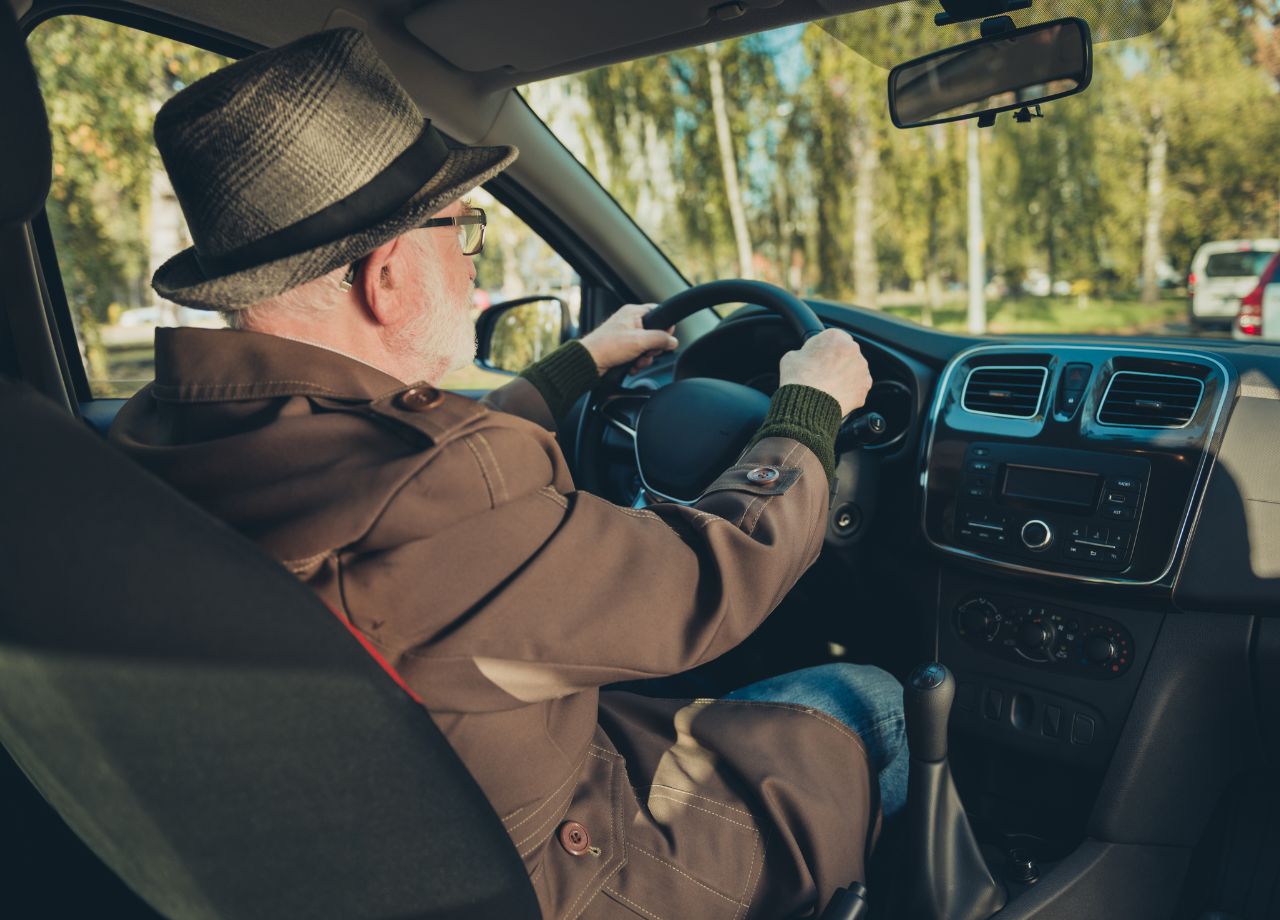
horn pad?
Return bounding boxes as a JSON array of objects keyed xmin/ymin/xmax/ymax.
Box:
[{"xmin": 635, "ymin": 378, "xmax": 771, "ymax": 503}]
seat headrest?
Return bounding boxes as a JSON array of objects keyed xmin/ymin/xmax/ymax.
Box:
[{"xmin": 0, "ymin": 5, "xmax": 52, "ymax": 226}]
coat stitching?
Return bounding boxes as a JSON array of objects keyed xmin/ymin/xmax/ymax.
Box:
[
  {"xmin": 731, "ymin": 838, "xmax": 759, "ymax": 920},
  {"xmin": 474, "ymin": 433, "xmax": 508, "ymax": 503},
  {"xmin": 602, "ymin": 886, "xmax": 664, "ymax": 920},
  {"xmin": 461, "ymin": 435, "xmax": 497, "ymax": 508},
  {"xmin": 538, "ymin": 486, "xmax": 569, "ymax": 509},
  {"xmin": 633, "ymin": 785, "xmax": 754, "ymax": 817},
  {"xmin": 734, "ymin": 827, "xmax": 769, "ymax": 919},
  {"xmin": 743, "ymin": 442, "xmax": 802, "ymax": 538},
  {"xmin": 644, "ymin": 795, "xmax": 759, "ymax": 832},
  {"xmin": 627, "ymin": 845, "xmax": 741, "ymax": 904},
  {"xmin": 514, "ymin": 787, "xmax": 578, "ymax": 852},
  {"xmin": 504, "ymin": 753, "xmax": 587, "ymax": 829},
  {"xmin": 565, "ymin": 757, "xmax": 617, "ymax": 919}
]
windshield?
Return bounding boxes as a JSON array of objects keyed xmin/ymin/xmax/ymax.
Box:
[{"xmin": 523, "ymin": 0, "xmax": 1280, "ymax": 340}]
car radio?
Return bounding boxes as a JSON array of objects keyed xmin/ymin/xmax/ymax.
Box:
[{"xmin": 954, "ymin": 443, "xmax": 1151, "ymax": 572}]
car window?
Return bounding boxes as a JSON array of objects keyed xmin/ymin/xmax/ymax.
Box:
[
  {"xmin": 1204, "ymin": 251, "xmax": 1275, "ymax": 278},
  {"xmin": 29, "ymin": 16, "xmax": 580, "ymax": 398},
  {"xmin": 28, "ymin": 16, "xmax": 231, "ymax": 398}
]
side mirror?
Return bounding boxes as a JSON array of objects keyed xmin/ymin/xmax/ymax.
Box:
[
  {"xmin": 888, "ymin": 17, "xmax": 1092, "ymax": 129},
  {"xmin": 476, "ymin": 296, "xmax": 574, "ymax": 375}
]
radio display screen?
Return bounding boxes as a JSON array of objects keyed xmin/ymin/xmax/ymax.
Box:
[{"xmin": 1002, "ymin": 464, "xmax": 1100, "ymax": 509}]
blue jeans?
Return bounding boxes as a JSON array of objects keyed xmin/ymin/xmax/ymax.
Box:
[{"xmin": 725, "ymin": 663, "xmax": 909, "ymax": 820}]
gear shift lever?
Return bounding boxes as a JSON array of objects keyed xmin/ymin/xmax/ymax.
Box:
[{"xmin": 897, "ymin": 663, "xmax": 1006, "ymax": 920}]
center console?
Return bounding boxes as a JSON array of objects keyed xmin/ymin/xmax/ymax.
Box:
[{"xmin": 915, "ymin": 343, "xmax": 1236, "ymax": 882}]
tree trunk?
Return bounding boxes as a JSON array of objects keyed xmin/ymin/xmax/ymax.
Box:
[
  {"xmin": 923, "ymin": 123, "xmax": 945, "ymax": 327},
  {"xmin": 706, "ymin": 43, "xmax": 754, "ymax": 279},
  {"xmin": 967, "ymin": 121, "xmax": 987, "ymax": 335},
  {"xmin": 850, "ymin": 111, "xmax": 879, "ymax": 308},
  {"xmin": 1140, "ymin": 104, "xmax": 1168, "ymax": 305}
]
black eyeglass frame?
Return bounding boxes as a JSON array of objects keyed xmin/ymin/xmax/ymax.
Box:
[
  {"xmin": 338, "ymin": 207, "xmax": 487, "ymax": 291},
  {"xmin": 422, "ymin": 206, "xmax": 487, "ymax": 256}
]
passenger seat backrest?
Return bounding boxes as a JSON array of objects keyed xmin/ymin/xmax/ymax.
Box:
[{"xmin": 0, "ymin": 6, "xmax": 539, "ymax": 917}]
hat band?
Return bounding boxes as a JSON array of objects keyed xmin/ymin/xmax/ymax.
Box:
[{"xmin": 194, "ymin": 121, "xmax": 451, "ymax": 279}]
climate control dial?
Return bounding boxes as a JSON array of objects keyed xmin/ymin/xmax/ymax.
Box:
[
  {"xmin": 952, "ymin": 593, "xmax": 1135, "ymax": 679},
  {"xmin": 955, "ymin": 597, "xmax": 1001, "ymax": 642}
]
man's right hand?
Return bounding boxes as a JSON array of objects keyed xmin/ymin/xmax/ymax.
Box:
[{"xmin": 778, "ymin": 329, "xmax": 873, "ymax": 417}]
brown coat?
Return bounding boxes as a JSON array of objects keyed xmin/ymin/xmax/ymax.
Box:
[{"xmin": 110, "ymin": 328, "xmax": 877, "ymax": 920}]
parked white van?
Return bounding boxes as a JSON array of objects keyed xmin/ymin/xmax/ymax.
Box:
[{"xmin": 1189, "ymin": 239, "xmax": 1280, "ymax": 330}]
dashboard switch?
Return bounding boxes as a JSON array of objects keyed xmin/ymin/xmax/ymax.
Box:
[
  {"xmin": 982, "ymin": 688, "xmax": 1004, "ymax": 721},
  {"xmin": 1071, "ymin": 714, "xmax": 1096, "ymax": 745},
  {"xmin": 1042, "ymin": 705, "xmax": 1063, "ymax": 739}
]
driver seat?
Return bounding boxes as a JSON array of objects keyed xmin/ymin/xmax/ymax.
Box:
[{"xmin": 0, "ymin": 7, "xmax": 539, "ymax": 918}]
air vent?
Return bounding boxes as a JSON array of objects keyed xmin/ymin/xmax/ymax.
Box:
[
  {"xmin": 1098, "ymin": 371, "xmax": 1204, "ymax": 428},
  {"xmin": 962, "ymin": 366, "xmax": 1048, "ymax": 418}
]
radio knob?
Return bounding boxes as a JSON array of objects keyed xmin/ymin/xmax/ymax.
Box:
[
  {"xmin": 1084, "ymin": 635, "xmax": 1118, "ymax": 664},
  {"xmin": 1018, "ymin": 620, "xmax": 1055, "ymax": 654},
  {"xmin": 1020, "ymin": 519, "xmax": 1054, "ymax": 551}
]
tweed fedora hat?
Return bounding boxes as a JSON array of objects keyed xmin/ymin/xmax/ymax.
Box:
[{"xmin": 151, "ymin": 28, "xmax": 517, "ymax": 310}]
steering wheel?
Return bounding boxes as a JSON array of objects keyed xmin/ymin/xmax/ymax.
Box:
[{"xmin": 574, "ymin": 280, "xmax": 828, "ymax": 505}]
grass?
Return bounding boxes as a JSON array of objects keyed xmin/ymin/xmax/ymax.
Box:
[{"xmin": 881, "ymin": 296, "xmax": 1187, "ymax": 336}]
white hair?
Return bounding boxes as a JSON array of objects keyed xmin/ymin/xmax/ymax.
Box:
[{"xmin": 223, "ymin": 263, "xmax": 348, "ymax": 331}]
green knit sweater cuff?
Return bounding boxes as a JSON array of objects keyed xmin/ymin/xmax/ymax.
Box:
[
  {"xmin": 748, "ymin": 384, "xmax": 843, "ymax": 486},
  {"xmin": 519, "ymin": 339, "xmax": 601, "ymax": 421}
]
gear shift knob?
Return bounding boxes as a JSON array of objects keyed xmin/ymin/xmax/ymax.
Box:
[{"xmin": 905, "ymin": 662, "xmax": 954, "ymax": 763}]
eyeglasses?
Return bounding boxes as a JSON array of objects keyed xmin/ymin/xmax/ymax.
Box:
[
  {"xmin": 337, "ymin": 206, "xmax": 487, "ymax": 291},
  {"xmin": 422, "ymin": 205, "xmax": 486, "ymax": 256}
]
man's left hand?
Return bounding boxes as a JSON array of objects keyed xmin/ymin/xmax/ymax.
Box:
[{"xmin": 580, "ymin": 304, "xmax": 679, "ymax": 375}]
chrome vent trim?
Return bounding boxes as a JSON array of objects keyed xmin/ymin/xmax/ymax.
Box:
[
  {"xmin": 961, "ymin": 365, "xmax": 1048, "ymax": 418},
  {"xmin": 1097, "ymin": 371, "xmax": 1205, "ymax": 429}
]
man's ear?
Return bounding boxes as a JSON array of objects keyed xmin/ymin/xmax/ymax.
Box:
[{"xmin": 357, "ymin": 236, "xmax": 410, "ymax": 327}]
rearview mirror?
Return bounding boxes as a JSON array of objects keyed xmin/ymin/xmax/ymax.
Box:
[{"xmin": 888, "ymin": 17, "xmax": 1092, "ymax": 129}]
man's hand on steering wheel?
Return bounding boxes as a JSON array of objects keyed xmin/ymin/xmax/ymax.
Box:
[
  {"xmin": 580, "ymin": 304, "xmax": 679, "ymax": 376},
  {"xmin": 780, "ymin": 329, "xmax": 874, "ymax": 418}
]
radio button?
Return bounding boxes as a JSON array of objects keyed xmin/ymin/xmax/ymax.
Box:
[
  {"xmin": 1103, "ymin": 505, "xmax": 1136, "ymax": 522},
  {"xmin": 1107, "ymin": 477, "xmax": 1140, "ymax": 492}
]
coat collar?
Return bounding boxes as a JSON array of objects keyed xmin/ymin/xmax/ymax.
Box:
[{"xmin": 151, "ymin": 327, "xmax": 408, "ymax": 404}]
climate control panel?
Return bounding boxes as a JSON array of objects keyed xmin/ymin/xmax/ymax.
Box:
[{"xmin": 954, "ymin": 594, "xmax": 1133, "ymax": 679}]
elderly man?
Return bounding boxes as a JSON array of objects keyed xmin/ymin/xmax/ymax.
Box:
[{"xmin": 110, "ymin": 28, "xmax": 907, "ymax": 920}]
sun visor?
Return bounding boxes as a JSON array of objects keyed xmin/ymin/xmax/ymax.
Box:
[
  {"xmin": 815, "ymin": 0, "xmax": 1172, "ymax": 68},
  {"xmin": 407, "ymin": 0, "xmax": 711, "ymax": 73},
  {"xmin": 0, "ymin": 6, "xmax": 52, "ymax": 225}
]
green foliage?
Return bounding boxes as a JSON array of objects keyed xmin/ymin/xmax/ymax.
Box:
[
  {"xmin": 28, "ymin": 17, "xmax": 228, "ymax": 322},
  {"xmin": 549, "ymin": 0, "xmax": 1280, "ymax": 312}
]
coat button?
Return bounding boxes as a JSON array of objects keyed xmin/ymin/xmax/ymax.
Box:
[
  {"xmin": 397, "ymin": 385, "xmax": 444, "ymax": 412},
  {"xmin": 746, "ymin": 466, "xmax": 780, "ymax": 484},
  {"xmin": 558, "ymin": 820, "xmax": 591, "ymax": 856}
]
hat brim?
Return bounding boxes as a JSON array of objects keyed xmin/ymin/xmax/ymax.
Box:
[{"xmin": 152, "ymin": 143, "xmax": 517, "ymax": 310}]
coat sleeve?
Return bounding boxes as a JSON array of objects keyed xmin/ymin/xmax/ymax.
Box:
[
  {"xmin": 480, "ymin": 340, "xmax": 600, "ymax": 432},
  {"xmin": 340, "ymin": 423, "xmax": 832, "ymax": 714}
]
